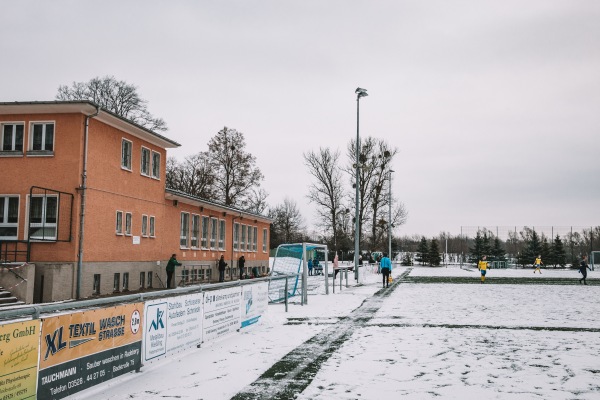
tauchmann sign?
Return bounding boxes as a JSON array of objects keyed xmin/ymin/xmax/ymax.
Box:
[
  {"xmin": 37, "ymin": 303, "xmax": 143, "ymax": 400},
  {"xmin": 240, "ymin": 282, "xmax": 268, "ymax": 329},
  {"xmin": 143, "ymin": 293, "xmax": 203, "ymax": 363},
  {"xmin": 0, "ymin": 320, "xmax": 40, "ymax": 400}
]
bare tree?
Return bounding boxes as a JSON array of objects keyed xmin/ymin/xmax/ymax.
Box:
[
  {"xmin": 166, "ymin": 153, "xmax": 216, "ymax": 199},
  {"xmin": 208, "ymin": 127, "xmax": 264, "ymax": 209},
  {"xmin": 304, "ymin": 147, "xmax": 345, "ymax": 251},
  {"xmin": 246, "ymin": 188, "xmax": 269, "ymax": 214},
  {"xmin": 268, "ymin": 198, "xmax": 306, "ymax": 246},
  {"xmin": 56, "ymin": 75, "xmax": 167, "ymax": 131}
]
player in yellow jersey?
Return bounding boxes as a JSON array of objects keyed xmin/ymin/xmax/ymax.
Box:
[
  {"xmin": 478, "ymin": 255, "xmax": 488, "ymax": 283},
  {"xmin": 533, "ymin": 255, "xmax": 543, "ymax": 274}
]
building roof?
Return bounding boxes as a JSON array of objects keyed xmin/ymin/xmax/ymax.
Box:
[
  {"xmin": 0, "ymin": 101, "xmax": 180, "ymax": 148},
  {"xmin": 165, "ymin": 188, "xmax": 272, "ymax": 223}
]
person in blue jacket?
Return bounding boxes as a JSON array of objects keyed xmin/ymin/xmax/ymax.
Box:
[
  {"xmin": 380, "ymin": 252, "xmax": 392, "ymax": 288},
  {"xmin": 308, "ymin": 258, "xmax": 313, "ymax": 276}
]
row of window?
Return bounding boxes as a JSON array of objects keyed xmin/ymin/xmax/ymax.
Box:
[
  {"xmin": 121, "ymin": 139, "xmax": 160, "ymax": 179},
  {"xmin": 1, "ymin": 122, "xmax": 54, "ymax": 153},
  {"xmin": 116, "ymin": 211, "xmax": 156, "ymax": 237},
  {"xmin": 179, "ymin": 212, "xmax": 268, "ymax": 252},
  {"xmin": 0, "ymin": 195, "xmax": 58, "ymax": 240}
]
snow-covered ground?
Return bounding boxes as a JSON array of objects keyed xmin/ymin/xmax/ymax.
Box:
[{"xmin": 69, "ymin": 266, "xmax": 599, "ymax": 400}]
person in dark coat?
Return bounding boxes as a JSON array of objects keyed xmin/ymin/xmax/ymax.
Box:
[
  {"xmin": 579, "ymin": 254, "xmax": 592, "ymax": 285},
  {"xmin": 166, "ymin": 254, "xmax": 181, "ymax": 289},
  {"xmin": 238, "ymin": 255, "xmax": 246, "ymax": 280},
  {"xmin": 218, "ymin": 255, "xmax": 227, "ymax": 282}
]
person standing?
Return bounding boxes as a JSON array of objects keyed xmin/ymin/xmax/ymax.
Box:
[
  {"xmin": 218, "ymin": 255, "xmax": 227, "ymax": 282},
  {"xmin": 579, "ymin": 254, "xmax": 592, "ymax": 285},
  {"xmin": 380, "ymin": 252, "xmax": 392, "ymax": 288},
  {"xmin": 308, "ymin": 258, "xmax": 313, "ymax": 276},
  {"xmin": 533, "ymin": 255, "xmax": 543, "ymax": 274},
  {"xmin": 478, "ymin": 255, "xmax": 488, "ymax": 284},
  {"xmin": 166, "ymin": 253, "xmax": 181, "ymax": 289},
  {"xmin": 238, "ymin": 255, "xmax": 246, "ymax": 280}
]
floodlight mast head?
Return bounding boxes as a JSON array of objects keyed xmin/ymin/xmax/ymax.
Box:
[{"xmin": 355, "ymin": 87, "xmax": 368, "ymax": 98}]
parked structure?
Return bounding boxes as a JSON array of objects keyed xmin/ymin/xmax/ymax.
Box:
[{"xmin": 0, "ymin": 101, "xmax": 271, "ymax": 303}]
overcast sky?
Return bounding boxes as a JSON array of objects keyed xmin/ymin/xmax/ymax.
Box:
[{"xmin": 2, "ymin": 1, "xmax": 599, "ymax": 237}]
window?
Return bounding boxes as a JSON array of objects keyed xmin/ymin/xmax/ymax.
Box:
[
  {"xmin": 149, "ymin": 216, "xmax": 155, "ymax": 237},
  {"xmin": 182, "ymin": 269, "xmax": 189, "ymax": 282},
  {"xmin": 141, "ymin": 215, "xmax": 148, "ymax": 237},
  {"xmin": 234, "ymin": 223, "xmax": 239, "ymax": 251},
  {"xmin": 139, "ymin": 272, "xmax": 145, "ymax": 289},
  {"xmin": 210, "ymin": 217, "xmax": 217, "ymax": 249},
  {"xmin": 125, "ymin": 212, "xmax": 132, "ymax": 236},
  {"xmin": 191, "ymin": 215, "xmax": 200, "ymax": 248},
  {"xmin": 248, "ymin": 226, "xmax": 253, "ymax": 252},
  {"xmin": 219, "ymin": 220, "xmax": 225, "ymax": 250},
  {"xmin": 201, "ymin": 216, "xmax": 208, "ymax": 248},
  {"xmin": 29, "ymin": 195, "xmax": 58, "ymax": 240},
  {"xmin": 253, "ymin": 226, "xmax": 258, "ymax": 251},
  {"xmin": 263, "ymin": 228, "xmax": 267, "ymax": 252},
  {"xmin": 121, "ymin": 139, "xmax": 132, "ymax": 170},
  {"xmin": 180, "ymin": 212, "xmax": 189, "ymax": 247},
  {"xmin": 141, "ymin": 147, "xmax": 150, "ymax": 176},
  {"xmin": 147, "ymin": 271, "xmax": 153, "ymax": 288},
  {"xmin": 122, "ymin": 272, "xmax": 129, "ymax": 291},
  {"xmin": 0, "ymin": 196, "xmax": 19, "ymax": 239},
  {"xmin": 152, "ymin": 151, "xmax": 160, "ymax": 179},
  {"xmin": 241, "ymin": 225, "xmax": 247, "ymax": 251},
  {"xmin": 115, "ymin": 211, "xmax": 123, "ymax": 235},
  {"xmin": 30, "ymin": 122, "xmax": 54, "ymax": 152},
  {"xmin": 2, "ymin": 123, "xmax": 24, "ymax": 152},
  {"xmin": 93, "ymin": 274, "xmax": 101, "ymax": 295},
  {"xmin": 113, "ymin": 273, "xmax": 120, "ymax": 292}
]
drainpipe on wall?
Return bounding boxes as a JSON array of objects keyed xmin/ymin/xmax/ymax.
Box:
[{"xmin": 76, "ymin": 106, "xmax": 100, "ymax": 299}]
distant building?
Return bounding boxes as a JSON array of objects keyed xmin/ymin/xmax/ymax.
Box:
[{"xmin": 0, "ymin": 101, "xmax": 271, "ymax": 303}]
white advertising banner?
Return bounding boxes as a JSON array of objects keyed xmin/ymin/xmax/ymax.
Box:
[
  {"xmin": 240, "ymin": 282, "xmax": 269, "ymax": 329},
  {"xmin": 143, "ymin": 293, "xmax": 203, "ymax": 363},
  {"xmin": 203, "ymin": 286, "xmax": 242, "ymax": 342}
]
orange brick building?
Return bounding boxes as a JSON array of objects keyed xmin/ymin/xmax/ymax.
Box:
[{"xmin": 0, "ymin": 101, "xmax": 271, "ymax": 303}]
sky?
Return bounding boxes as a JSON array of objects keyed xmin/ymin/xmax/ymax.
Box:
[{"xmin": 2, "ymin": 1, "xmax": 599, "ymax": 237}]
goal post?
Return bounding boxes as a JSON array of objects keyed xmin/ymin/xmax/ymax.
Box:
[{"xmin": 268, "ymin": 242, "xmax": 329, "ymax": 304}]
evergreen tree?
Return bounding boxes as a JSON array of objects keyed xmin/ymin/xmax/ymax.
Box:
[
  {"xmin": 491, "ymin": 237, "xmax": 506, "ymax": 261},
  {"xmin": 540, "ymin": 236, "xmax": 551, "ymax": 268},
  {"xmin": 428, "ymin": 239, "xmax": 441, "ymax": 266},
  {"xmin": 401, "ymin": 253, "xmax": 413, "ymax": 266},
  {"xmin": 551, "ymin": 235, "xmax": 567, "ymax": 267},
  {"xmin": 416, "ymin": 237, "xmax": 429, "ymax": 265},
  {"xmin": 469, "ymin": 232, "xmax": 485, "ymax": 262},
  {"xmin": 521, "ymin": 229, "xmax": 542, "ymax": 266}
]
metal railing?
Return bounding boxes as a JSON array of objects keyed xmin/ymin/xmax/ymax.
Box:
[
  {"xmin": 0, "ymin": 240, "xmax": 30, "ymax": 263},
  {"xmin": 0, "ymin": 274, "xmax": 301, "ymax": 321}
]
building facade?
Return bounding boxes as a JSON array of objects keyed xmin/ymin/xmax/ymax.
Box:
[{"xmin": 0, "ymin": 101, "xmax": 271, "ymax": 303}]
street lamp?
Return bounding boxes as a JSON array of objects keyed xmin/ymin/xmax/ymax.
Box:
[
  {"xmin": 354, "ymin": 87, "xmax": 368, "ymax": 281},
  {"xmin": 388, "ymin": 169, "xmax": 394, "ymax": 261}
]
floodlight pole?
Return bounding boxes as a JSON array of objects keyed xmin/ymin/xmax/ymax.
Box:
[
  {"xmin": 354, "ymin": 88, "xmax": 368, "ymax": 281},
  {"xmin": 388, "ymin": 169, "xmax": 394, "ymax": 260}
]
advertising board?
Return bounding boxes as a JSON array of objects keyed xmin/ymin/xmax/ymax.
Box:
[{"xmin": 0, "ymin": 320, "xmax": 40, "ymax": 400}]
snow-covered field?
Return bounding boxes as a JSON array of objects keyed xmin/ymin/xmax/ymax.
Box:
[{"xmin": 70, "ymin": 266, "xmax": 599, "ymax": 400}]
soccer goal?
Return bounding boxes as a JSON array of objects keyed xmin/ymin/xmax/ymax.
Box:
[{"xmin": 268, "ymin": 243, "xmax": 329, "ymax": 304}]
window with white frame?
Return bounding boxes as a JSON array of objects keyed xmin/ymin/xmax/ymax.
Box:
[
  {"xmin": 149, "ymin": 216, "xmax": 155, "ymax": 237},
  {"xmin": 152, "ymin": 151, "xmax": 160, "ymax": 179},
  {"xmin": 219, "ymin": 220, "xmax": 225, "ymax": 250},
  {"xmin": 141, "ymin": 147, "xmax": 151, "ymax": 176},
  {"xmin": 253, "ymin": 226, "xmax": 258, "ymax": 251},
  {"xmin": 201, "ymin": 216, "xmax": 208, "ymax": 248},
  {"xmin": 0, "ymin": 196, "xmax": 19, "ymax": 239},
  {"xmin": 180, "ymin": 212, "xmax": 189, "ymax": 247},
  {"xmin": 263, "ymin": 228, "xmax": 267, "ymax": 252},
  {"xmin": 125, "ymin": 212, "xmax": 132, "ymax": 235},
  {"xmin": 30, "ymin": 122, "xmax": 54, "ymax": 152},
  {"xmin": 29, "ymin": 195, "xmax": 58, "ymax": 240},
  {"xmin": 121, "ymin": 139, "xmax": 132, "ymax": 170},
  {"xmin": 248, "ymin": 226, "xmax": 253, "ymax": 252},
  {"xmin": 191, "ymin": 214, "xmax": 200, "ymax": 248},
  {"xmin": 2, "ymin": 123, "xmax": 24, "ymax": 152},
  {"xmin": 210, "ymin": 217, "xmax": 217, "ymax": 249},
  {"xmin": 241, "ymin": 224, "xmax": 247, "ymax": 251},
  {"xmin": 142, "ymin": 214, "xmax": 148, "ymax": 237},
  {"xmin": 233, "ymin": 222, "xmax": 239, "ymax": 251},
  {"xmin": 115, "ymin": 211, "xmax": 123, "ymax": 235}
]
